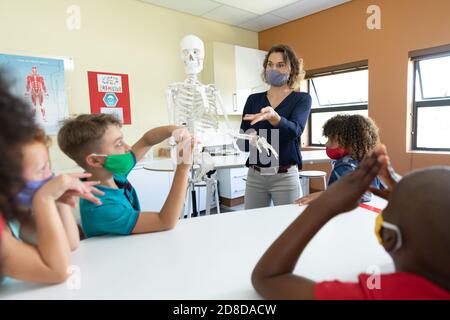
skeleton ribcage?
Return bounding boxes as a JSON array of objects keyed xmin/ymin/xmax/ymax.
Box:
[{"xmin": 171, "ymin": 84, "xmax": 220, "ymax": 136}]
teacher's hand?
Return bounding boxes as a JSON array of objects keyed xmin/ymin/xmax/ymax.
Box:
[{"xmin": 243, "ymin": 106, "xmax": 281, "ymax": 126}]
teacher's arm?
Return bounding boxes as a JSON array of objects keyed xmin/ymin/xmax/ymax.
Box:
[{"xmin": 242, "ymin": 93, "xmax": 312, "ymax": 141}]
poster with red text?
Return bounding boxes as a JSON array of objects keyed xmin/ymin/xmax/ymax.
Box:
[{"xmin": 87, "ymin": 71, "xmax": 131, "ymax": 124}]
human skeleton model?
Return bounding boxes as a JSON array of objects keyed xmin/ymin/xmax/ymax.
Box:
[
  {"xmin": 166, "ymin": 35, "xmax": 278, "ymax": 185},
  {"xmin": 25, "ymin": 66, "xmax": 48, "ymax": 121}
]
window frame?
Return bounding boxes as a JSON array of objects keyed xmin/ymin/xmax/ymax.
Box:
[
  {"xmin": 412, "ymin": 52, "xmax": 450, "ymax": 152},
  {"xmin": 307, "ymin": 66, "xmax": 369, "ymax": 147}
]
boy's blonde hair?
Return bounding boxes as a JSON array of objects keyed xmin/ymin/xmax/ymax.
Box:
[{"xmin": 58, "ymin": 114, "xmax": 122, "ymax": 168}]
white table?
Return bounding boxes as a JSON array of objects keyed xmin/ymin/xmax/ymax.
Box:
[
  {"xmin": 0, "ymin": 196, "xmax": 394, "ymax": 300},
  {"xmin": 143, "ymin": 151, "xmax": 330, "ymax": 216},
  {"xmin": 143, "ymin": 150, "xmax": 330, "ymax": 172}
]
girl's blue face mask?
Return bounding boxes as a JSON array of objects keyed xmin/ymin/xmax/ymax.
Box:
[{"xmin": 16, "ymin": 174, "xmax": 55, "ymax": 209}]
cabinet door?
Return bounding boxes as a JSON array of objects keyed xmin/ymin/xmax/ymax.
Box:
[
  {"xmin": 213, "ymin": 43, "xmax": 268, "ymax": 116},
  {"xmin": 235, "ymin": 46, "xmax": 268, "ymax": 113},
  {"xmin": 217, "ymin": 167, "xmax": 248, "ymax": 199},
  {"xmin": 213, "ymin": 42, "xmax": 236, "ymax": 116},
  {"xmin": 229, "ymin": 167, "xmax": 248, "ymax": 198},
  {"xmin": 128, "ymin": 168, "xmax": 171, "ymax": 212}
]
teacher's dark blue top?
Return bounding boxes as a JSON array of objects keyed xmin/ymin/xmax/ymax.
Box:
[{"xmin": 238, "ymin": 91, "xmax": 312, "ymax": 168}]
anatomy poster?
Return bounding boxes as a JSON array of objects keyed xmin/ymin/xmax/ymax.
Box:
[
  {"xmin": 0, "ymin": 54, "xmax": 69, "ymax": 135},
  {"xmin": 87, "ymin": 71, "xmax": 131, "ymax": 124}
]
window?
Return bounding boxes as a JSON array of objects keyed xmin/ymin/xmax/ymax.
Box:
[
  {"xmin": 412, "ymin": 53, "xmax": 450, "ymax": 151},
  {"xmin": 307, "ymin": 66, "xmax": 369, "ymax": 146}
]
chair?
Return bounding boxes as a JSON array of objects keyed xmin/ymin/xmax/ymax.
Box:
[{"xmin": 299, "ymin": 170, "xmax": 327, "ymax": 196}]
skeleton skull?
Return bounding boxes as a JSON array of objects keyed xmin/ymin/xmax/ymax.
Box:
[{"xmin": 180, "ymin": 34, "xmax": 205, "ymax": 75}]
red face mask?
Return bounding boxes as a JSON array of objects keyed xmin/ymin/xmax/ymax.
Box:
[{"xmin": 326, "ymin": 147, "xmax": 349, "ymax": 160}]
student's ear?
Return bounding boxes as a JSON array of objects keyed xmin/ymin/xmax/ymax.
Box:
[
  {"xmin": 381, "ymin": 228, "xmax": 399, "ymax": 253},
  {"xmin": 85, "ymin": 154, "xmax": 105, "ymax": 168}
]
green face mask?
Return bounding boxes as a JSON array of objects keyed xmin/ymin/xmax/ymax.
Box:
[{"xmin": 95, "ymin": 152, "xmax": 136, "ymax": 176}]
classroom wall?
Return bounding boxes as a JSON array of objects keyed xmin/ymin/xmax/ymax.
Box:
[
  {"xmin": 0, "ymin": 0, "xmax": 256, "ymax": 172},
  {"xmin": 259, "ymin": 0, "xmax": 450, "ymax": 175}
]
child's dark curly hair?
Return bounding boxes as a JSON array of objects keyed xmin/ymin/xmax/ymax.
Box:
[
  {"xmin": 0, "ymin": 71, "xmax": 39, "ymax": 222},
  {"xmin": 323, "ymin": 114, "xmax": 380, "ymax": 161}
]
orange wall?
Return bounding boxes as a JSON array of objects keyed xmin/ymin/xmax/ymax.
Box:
[{"xmin": 259, "ymin": 0, "xmax": 450, "ymax": 175}]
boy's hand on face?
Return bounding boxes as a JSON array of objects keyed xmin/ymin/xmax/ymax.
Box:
[
  {"xmin": 369, "ymin": 144, "xmax": 399, "ymax": 200},
  {"xmin": 312, "ymin": 147, "xmax": 388, "ymax": 216}
]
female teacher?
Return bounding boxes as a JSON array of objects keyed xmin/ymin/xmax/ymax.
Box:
[{"xmin": 238, "ymin": 44, "xmax": 312, "ymax": 209}]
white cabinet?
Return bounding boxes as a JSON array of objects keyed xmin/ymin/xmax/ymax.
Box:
[
  {"xmin": 129, "ymin": 165, "xmax": 216, "ymax": 216},
  {"xmin": 128, "ymin": 166, "xmax": 171, "ymax": 212},
  {"xmin": 217, "ymin": 167, "xmax": 248, "ymax": 199},
  {"xmin": 234, "ymin": 46, "xmax": 269, "ymax": 113},
  {"xmin": 213, "ymin": 42, "xmax": 268, "ymax": 116}
]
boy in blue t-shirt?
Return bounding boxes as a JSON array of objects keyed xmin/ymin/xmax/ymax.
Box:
[{"xmin": 58, "ymin": 114, "xmax": 194, "ymax": 237}]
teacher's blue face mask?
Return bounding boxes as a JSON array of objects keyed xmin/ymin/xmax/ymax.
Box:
[
  {"xmin": 16, "ymin": 174, "xmax": 55, "ymax": 208},
  {"xmin": 265, "ymin": 69, "xmax": 289, "ymax": 87}
]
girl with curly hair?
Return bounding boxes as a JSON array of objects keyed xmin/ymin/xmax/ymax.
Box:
[
  {"xmin": 295, "ymin": 114, "xmax": 383, "ymax": 205},
  {"xmin": 0, "ymin": 72, "xmax": 102, "ymax": 284}
]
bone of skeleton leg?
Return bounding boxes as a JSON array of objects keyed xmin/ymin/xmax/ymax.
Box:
[{"xmin": 192, "ymin": 152, "xmax": 214, "ymax": 182}]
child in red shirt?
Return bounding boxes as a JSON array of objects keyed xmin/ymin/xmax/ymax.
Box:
[{"xmin": 252, "ymin": 145, "xmax": 450, "ymax": 300}]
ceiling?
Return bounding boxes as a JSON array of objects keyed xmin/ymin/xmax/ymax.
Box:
[{"xmin": 138, "ymin": 0, "xmax": 352, "ymax": 32}]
